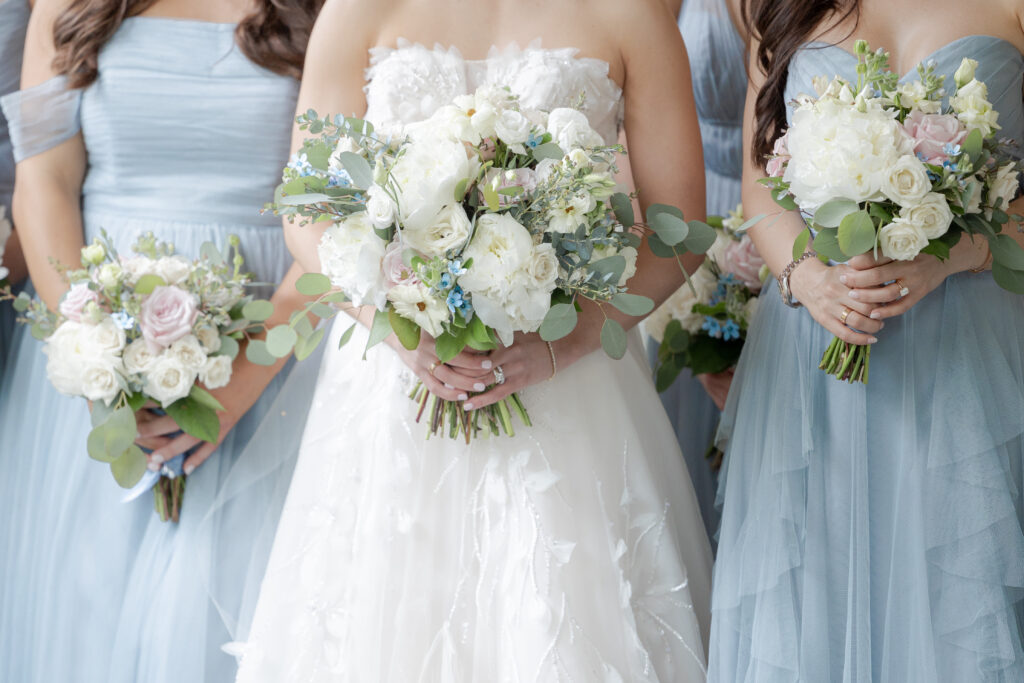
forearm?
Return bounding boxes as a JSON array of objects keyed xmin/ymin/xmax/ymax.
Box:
[{"xmin": 1, "ymin": 229, "xmax": 29, "ymax": 285}]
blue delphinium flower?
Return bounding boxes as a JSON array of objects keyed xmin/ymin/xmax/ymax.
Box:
[
  {"xmin": 111, "ymin": 311, "xmax": 136, "ymax": 331},
  {"xmin": 722, "ymin": 319, "xmax": 741, "ymax": 341},
  {"xmin": 327, "ymin": 168, "xmax": 352, "ymax": 188},
  {"xmin": 446, "ymin": 286, "xmax": 473, "ymax": 319},
  {"xmin": 702, "ymin": 316, "xmax": 722, "ymax": 339}
]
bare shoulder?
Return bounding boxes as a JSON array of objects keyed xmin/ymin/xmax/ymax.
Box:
[
  {"xmin": 592, "ymin": 0, "xmax": 686, "ymax": 70},
  {"xmin": 311, "ymin": 0, "xmax": 393, "ymax": 53}
]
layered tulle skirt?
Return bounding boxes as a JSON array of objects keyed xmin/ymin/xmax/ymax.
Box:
[
  {"xmin": 232, "ymin": 322, "xmax": 713, "ymax": 682},
  {"xmin": 709, "ymin": 272, "xmax": 1024, "ymax": 682},
  {"xmin": 0, "ymin": 212, "xmax": 296, "ymax": 683}
]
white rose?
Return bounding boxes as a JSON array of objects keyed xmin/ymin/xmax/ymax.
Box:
[
  {"xmin": 954, "ymin": 58, "xmax": 978, "ymax": 87},
  {"xmin": 525, "ymin": 243, "xmax": 559, "ymax": 290},
  {"xmin": 987, "ymin": 163, "xmax": 1020, "ymax": 209},
  {"xmin": 882, "ymin": 155, "xmax": 932, "ymax": 204},
  {"xmin": 155, "ymin": 256, "xmax": 192, "ymax": 285},
  {"xmin": 388, "ymin": 132, "xmax": 480, "ymax": 234},
  {"xmin": 546, "ymin": 108, "xmax": 604, "ymax": 151},
  {"xmin": 144, "ymin": 355, "xmax": 196, "ymax": 408},
  {"xmin": 494, "ymin": 109, "xmax": 532, "ymax": 146},
  {"xmin": 195, "ymin": 325, "xmax": 221, "ymax": 353},
  {"xmin": 80, "ymin": 359, "xmax": 123, "ymax": 405},
  {"xmin": 43, "ymin": 322, "xmax": 88, "ymax": 396},
  {"xmin": 365, "ymin": 185, "xmax": 398, "ymax": 229},
  {"xmin": 123, "ymin": 338, "xmax": 158, "ymax": 375},
  {"xmin": 387, "ymin": 283, "xmax": 449, "ymax": 338},
  {"xmin": 317, "ymin": 213, "xmax": 388, "ymax": 309},
  {"xmin": 120, "ymin": 256, "xmax": 156, "ymax": 284},
  {"xmin": 899, "ymin": 193, "xmax": 953, "ymax": 240},
  {"xmin": 96, "ymin": 263, "xmax": 123, "ymax": 290},
  {"xmin": 81, "ymin": 242, "xmax": 106, "ymax": 266},
  {"xmin": 167, "ymin": 334, "xmax": 207, "ymax": 372},
  {"xmin": 402, "ymin": 203, "xmax": 472, "ymax": 259},
  {"xmin": 87, "ymin": 317, "xmax": 127, "ymax": 357},
  {"xmin": 878, "ymin": 219, "xmax": 929, "ymax": 261},
  {"xmin": 470, "ymin": 105, "xmax": 499, "ymax": 140},
  {"xmin": 198, "ymin": 354, "xmax": 233, "ymax": 390}
]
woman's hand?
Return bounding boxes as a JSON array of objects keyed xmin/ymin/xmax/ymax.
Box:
[
  {"xmin": 463, "ymin": 333, "xmax": 557, "ymax": 411},
  {"xmin": 135, "ymin": 397, "xmax": 242, "ymax": 476},
  {"xmin": 789, "ymin": 257, "xmax": 884, "ymax": 345},
  {"xmin": 698, "ymin": 369, "xmax": 734, "ymax": 411},
  {"xmin": 841, "ymin": 237, "xmax": 989, "ymax": 321},
  {"xmin": 390, "ymin": 330, "xmax": 495, "ymax": 403}
]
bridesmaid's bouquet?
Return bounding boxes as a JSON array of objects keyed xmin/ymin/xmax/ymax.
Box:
[
  {"xmin": 648, "ymin": 204, "xmax": 767, "ymax": 391},
  {"xmin": 265, "ymin": 86, "xmax": 713, "ymax": 440},
  {"xmin": 762, "ymin": 40, "xmax": 1024, "ymax": 382},
  {"xmin": 7, "ymin": 232, "xmax": 273, "ymax": 521}
]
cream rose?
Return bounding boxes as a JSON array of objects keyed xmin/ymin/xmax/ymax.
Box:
[
  {"xmin": 494, "ymin": 109, "xmax": 532, "ymax": 147},
  {"xmin": 195, "ymin": 325, "xmax": 221, "ymax": 353},
  {"xmin": 365, "ymin": 185, "xmax": 398, "ymax": 229},
  {"xmin": 878, "ymin": 219, "xmax": 929, "ymax": 261},
  {"xmin": 154, "ymin": 256, "xmax": 192, "ymax": 285},
  {"xmin": 403, "ymin": 203, "xmax": 473, "ymax": 259},
  {"xmin": 167, "ymin": 334, "xmax": 207, "ymax": 372},
  {"xmin": 525, "ymin": 243, "xmax": 559, "ymax": 290},
  {"xmin": 899, "ymin": 193, "xmax": 953, "ymax": 240},
  {"xmin": 144, "ymin": 355, "xmax": 196, "ymax": 407},
  {"xmin": 988, "ymin": 163, "xmax": 1020, "ymax": 209},
  {"xmin": 546, "ymin": 108, "xmax": 604, "ymax": 151},
  {"xmin": 80, "ymin": 360, "xmax": 123, "ymax": 405},
  {"xmin": 123, "ymin": 338, "xmax": 159, "ymax": 375},
  {"xmin": 199, "ymin": 354, "xmax": 233, "ymax": 390},
  {"xmin": 882, "ymin": 155, "xmax": 932, "ymax": 204}
]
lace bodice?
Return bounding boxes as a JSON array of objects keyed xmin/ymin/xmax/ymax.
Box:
[{"xmin": 364, "ymin": 39, "xmax": 624, "ymax": 144}]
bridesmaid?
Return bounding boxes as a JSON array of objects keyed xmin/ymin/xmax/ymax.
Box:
[
  {"xmin": 649, "ymin": 0, "xmax": 747, "ymax": 542},
  {"xmin": 0, "ymin": 0, "xmax": 321, "ymax": 681},
  {"xmin": 0, "ymin": 0, "xmax": 30, "ymax": 378},
  {"xmin": 711, "ymin": 0, "xmax": 1024, "ymax": 681}
]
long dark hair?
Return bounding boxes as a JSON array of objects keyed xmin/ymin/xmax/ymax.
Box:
[
  {"xmin": 742, "ymin": 0, "xmax": 861, "ymax": 163},
  {"xmin": 52, "ymin": 0, "xmax": 323, "ymax": 89}
]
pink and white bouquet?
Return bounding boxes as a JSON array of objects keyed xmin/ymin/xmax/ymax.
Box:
[
  {"xmin": 10, "ymin": 232, "xmax": 273, "ymax": 521},
  {"xmin": 648, "ymin": 204, "xmax": 767, "ymax": 390},
  {"xmin": 762, "ymin": 40, "xmax": 1024, "ymax": 382},
  {"xmin": 266, "ymin": 86, "xmax": 713, "ymax": 440}
]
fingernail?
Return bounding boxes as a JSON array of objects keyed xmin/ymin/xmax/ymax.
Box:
[
  {"xmin": 870, "ymin": 311, "xmax": 881, "ymax": 319},
  {"xmin": 848, "ymin": 291, "xmax": 859, "ymax": 299},
  {"xmin": 473, "ymin": 382, "xmax": 486, "ymax": 392},
  {"xmin": 879, "ymin": 322, "xmax": 885, "ymax": 329},
  {"xmin": 151, "ymin": 454, "xmax": 164, "ymax": 465},
  {"xmin": 458, "ymin": 393, "xmax": 468, "ymax": 401},
  {"xmin": 444, "ymin": 383, "xmax": 454, "ymax": 389},
  {"xmin": 463, "ymin": 402, "xmax": 475, "ymax": 410},
  {"xmin": 183, "ymin": 464, "xmax": 195, "ymax": 476},
  {"xmin": 839, "ymin": 275, "xmax": 848, "ymax": 284},
  {"xmin": 481, "ymin": 359, "xmax": 492, "ymax": 370},
  {"xmin": 147, "ymin": 461, "xmax": 160, "ymax": 472},
  {"xmin": 869, "ymin": 337, "xmax": 878, "ymax": 344}
]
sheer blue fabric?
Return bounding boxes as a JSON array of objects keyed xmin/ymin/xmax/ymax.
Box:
[
  {"xmin": 709, "ymin": 36, "xmax": 1024, "ymax": 682},
  {"xmin": 0, "ymin": 17, "xmax": 303, "ymax": 683},
  {"xmin": 0, "ymin": 0, "xmax": 30, "ymax": 381},
  {"xmin": 648, "ymin": 0, "xmax": 747, "ymax": 544}
]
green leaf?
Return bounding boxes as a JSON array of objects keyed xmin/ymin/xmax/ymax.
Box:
[
  {"xmin": 540, "ymin": 302, "xmax": 579, "ymax": 342},
  {"xmin": 200, "ymin": 242, "xmax": 225, "ymax": 266},
  {"xmin": 837, "ymin": 210, "xmax": 876, "ymax": 257},
  {"xmin": 218, "ymin": 335, "xmax": 239, "ymax": 360},
  {"xmin": 989, "ymin": 234, "xmax": 1024, "ymax": 271},
  {"xmin": 792, "ymin": 227, "xmax": 812, "ymax": 260},
  {"xmin": 322, "ymin": 291, "xmax": 350, "ymax": 304},
  {"xmin": 993, "ymin": 262, "xmax": 1024, "ymax": 294},
  {"xmin": 294, "ymin": 328, "xmax": 325, "ymax": 361},
  {"xmin": 109, "ymin": 446, "xmax": 147, "ymax": 489},
  {"xmin": 266, "ymin": 325, "xmax": 298, "ymax": 358},
  {"xmin": 189, "ymin": 385, "xmax": 225, "ymax": 412},
  {"xmin": 245, "ymin": 339, "xmax": 277, "ymax": 366},
  {"xmin": 962, "ymin": 127, "xmax": 983, "ymax": 161},
  {"xmin": 12, "ymin": 293, "xmax": 30, "ymax": 312},
  {"xmin": 483, "ymin": 183, "xmax": 500, "ymax": 212},
  {"xmin": 590, "ymin": 255, "xmax": 626, "ymax": 285},
  {"xmin": 363, "ymin": 309, "xmax": 392, "ymax": 358},
  {"xmin": 465, "ymin": 315, "xmax": 497, "ymax": 351},
  {"xmin": 651, "ymin": 212, "xmax": 690, "ymax": 247},
  {"xmin": 435, "ymin": 332, "xmax": 467, "ymax": 363},
  {"xmin": 771, "ymin": 187, "xmax": 799, "ymax": 211},
  {"xmin": 532, "ymin": 142, "xmax": 565, "ymax": 161},
  {"xmin": 600, "ymin": 318, "xmax": 627, "ymax": 360},
  {"xmin": 685, "ymin": 335, "xmax": 744, "ymax": 375},
  {"xmin": 86, "ymin": 406, "xmax": 138, "ymax": 463},
  {"xmin": 684, "ymin": 220, "xmax": 718, "ymax": 254},
  {"xmin": 165, "ymin": 397, "xmax": 220, "ymax": 444},
  {"xmin": 277, "ymin": 193, "xmax": 332, "ymax": 206},
  {"xmin": 126, "ymin": 392, "xmax": 147, "ymax": 412},
  {"xmin": 610, "ymin": 192, "xmax": 635, "ymax": 227},
  {"xmin": 388, "ymin": 310, "xmax": 422, "ymax": 350},
  {"xmin": 309, "ymin": 303, "xmax": 336, "ymax": 319},
  {"xmin": 296, "ymin": 272, "xmax": 332, "ymax": 296},
  {"xmin": 453, "ymin": 178, "xmax": 469, "ymax": 202},
  {"xmin": 812, "ymin": 228, "xmax": 847, "ymax": 262},
  {"xmin": 134, "ymin": 274, "xmax": 167, "ymax": 295},
  {"xmin": 338, "ymin": 322, "xmax": 358, "ymax": 349},
  {"xmin": 242, "ymin": 300, "xmax": 274, "ymax": 322},
  {"xmin": 813, "ymin": 199, "xmax": 860, "ymax": 228},
  {"xmin": 921, "ymin": 239, "xmax": 951, "ymax": 261},
  {"xmin": 610, "ymin": 293, "xmax": 655, "ymax": 317},
  {"xmin": 339, "ymin": 151, "xmax": 374, "ymax": 189},
  {"xmin": 735, "ymin": 213, "xmax": 767, "ymax": 233}
]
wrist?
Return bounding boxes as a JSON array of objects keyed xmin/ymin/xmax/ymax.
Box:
[{"xmin": 785, "ymin": 255, "xmax": 823, "ymax": 305}]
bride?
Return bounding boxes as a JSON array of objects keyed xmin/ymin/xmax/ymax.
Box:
[{"xmin": 233, "ymin": 0, "xmax": 712, "ymax": 680}]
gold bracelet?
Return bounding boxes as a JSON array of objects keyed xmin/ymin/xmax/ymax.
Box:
[
  {"xmin": 969, "ymin": 242, "xmax": 993, "ymax": 273},
  {"xmin": 546, "ymin": 341, "xmax": 557, "ymax": 380}
]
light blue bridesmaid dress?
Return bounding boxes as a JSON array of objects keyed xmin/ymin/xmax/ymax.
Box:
[
  {"xmin": 647, "ymin": 0, "xmax": 746, "ymax": 543},
  {"xmin": 710, "ymin": 36, "xmax": 1024, "ymax": 682},
  {"xmin": 0, "ymin": 17, "xmax": 306, "ymax": 683},
  {"xmin": 0, "ymin": 0, "xmax": 29, "ymax": 378}
]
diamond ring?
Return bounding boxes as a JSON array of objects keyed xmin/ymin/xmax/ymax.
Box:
[
  {"xmin": 896, "ymin": 279, "xmax": 909, "ymax": 297},
  {"xmin": 493, "ymin": 365, "xmax": 506, "ymax": 385}
]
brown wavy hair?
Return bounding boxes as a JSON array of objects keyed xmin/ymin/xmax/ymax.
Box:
[
  {"xmin": 52, "ymin": 0, "xmax": 323, "ymax": 89},
  {"xmin": 742, "ymin": 0, "xmax": 861, "ymax": 163}
]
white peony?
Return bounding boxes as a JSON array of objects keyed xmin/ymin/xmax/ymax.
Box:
[
  {"xmin": 154, "ymin": 256, "xmax": 192, "ymax": 285},
  {"xmin": 365, "ymin": 185, "xmax": 398, "ymax": 229},
  {"xmin": 198, "ymin": 354, "xmax": 233, "ymax": 390},
  {"xmin": 494, "ymin": 109, "xmax": 533, "ymax": 148},
  {"xmin": 317, "ymin": 213, "xmax": 388, "ymax": 309},
  {"xmin": 402, "ymin": 203, "xmax": 473, "ymax": 259},
  {"xmin": 988, "ymin": 163, "xmax": 1020, "ymax": 209},
  {"xmin": 144, "ymin": 354, "xmax": 196, "ymax": 407},
  {"xmin": 44, "ymin": 320, "xmax": 125, "ymax": 403},
  {"xmin": 878, "ymin": 219, "xmax": 929, "ymax": 261},
  {"xmin": 423, "ymin": 104, "xmax": 478, "ymax": 145},
  {"xmin": 899, "ymin": 192, "xmax": 954, "ymax": 240},
  {"xmin": 123, "ymin": 338, "xmax": 159, "ymax": 375},
  {"xmin": 882, "ymin": 155, "xmax": 932, "ymax": 204},
  {"xmin": 167, "ymin": 334, "xmax": 207, "ymax": 372},
  {"xmin": 387, "ymin": 283, "xmax": 449, "ymax": 338},
  {"xmin": 546, "ymin": 108, "xmax": 604, "ymax": 151}
]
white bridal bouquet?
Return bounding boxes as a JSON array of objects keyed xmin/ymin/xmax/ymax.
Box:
[
  {"xmin": 762, "ymin": 40, "xmax": 1024, "ymax": 382},
  {"xmin": 7, "ymin": 232, "xmax": 274, "ymax": 521},
  {"xmin": 263, "ymin": 86, "xmax": 714, "ymax": 440},
  {"xmin": 648, "ymin": 204, "xmax": 767, "ymax": 391}
]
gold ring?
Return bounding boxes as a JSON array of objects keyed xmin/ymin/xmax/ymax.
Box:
[
  {"xmin": 428, "ymin": 362, "xmax": 438, "ymax": 376},
  {"xmin": 840, "ymin": 307, "xmax": 852, "ymax": 325},
  {"xmin": 896, "ymin": 279, "xmax": 910, "ymax": 297}
]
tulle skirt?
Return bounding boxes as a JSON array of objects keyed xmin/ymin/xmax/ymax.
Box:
[
  {"xmin": 708, "ymin": 272, "xmax": 1024, "ymax": 682},
  {"xmin": 0, "ymin": 213, "xmax": 295, "ymax": 683},
  {"xmin": 230, "ymin": 321, "xmax": 713, "ymax": 683}
]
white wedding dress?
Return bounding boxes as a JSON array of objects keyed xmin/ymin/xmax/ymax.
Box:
[{"xmin": 234, "ymin": 41, "xmax": 713, "ymax": 683}]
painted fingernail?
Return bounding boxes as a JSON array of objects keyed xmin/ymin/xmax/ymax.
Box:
[
  {"xmin": 473, "ymin": 382, "xmax": 486, "ymax": 392},
  {"xmin": 151, "ymin": 454, "xmax": 164, "ymax": 465},
  {"xmin": 147, "ymin": 461, "xmax": 161, "ymax": 472},
  {"xmin": 870, "ymin": 311, "xmax": 881, "ymax": 319},
  {"xmin": 869, "ymin": 337, "xmax": 879, "ymax": 344},
  {"xmin": 848, "ymin": 291, "xmax": 859, "ymax": 299},
  {"xmin": 183, "ymin": 464, "xmax": 195, "ymax": 476},
  {"xmin": 481, "ymin": 359, "xmax": 493, "ymax": 370},
  {"xmin": 458, "ymin": 393, "xmax": 468, "ymax": 401},
  {"xmin": 444, "ymin": 383, "xmax": 454, "ymax": 389},
  {"xmin": 839, "ymin": 275, "xmax": 848, "ymax": 284},
  {"xmin": 463, "ymin": 402, "xmax": 475, "ymax": 410}
]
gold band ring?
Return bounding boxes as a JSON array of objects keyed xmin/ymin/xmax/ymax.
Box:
[
  {"xmin": 428, "ymin": 362, "xmax": 438, "ymax": 376},
  {"xmin": 840, "ymin": 307, "xmax": 852, "ymax": 325}
]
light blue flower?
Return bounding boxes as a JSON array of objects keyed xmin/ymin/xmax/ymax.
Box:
[
  {"xmin": 111, "ymin": 311, "xmax": 136, "ymax": 331},
  {"xmin": 722, "ymin": 319, "xmax": 741, "ymax": 341},
  {"xmin": 446, "ymin": 286, "xmax": 472, "ymax": 318},
  {"xmin": 448, "ymin": 259, "xmax": 468, "ymax": 277},
  {"xmin": 702, "ymin": 316, "xmax": 722, "ymax": 339},
  {"xmin": 286, "ymin": 153, "xmax": 316, "ymax": 177}
]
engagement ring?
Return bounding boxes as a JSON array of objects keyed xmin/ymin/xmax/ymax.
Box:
[{"xmin": 493, "ymin": 365, "xmax": 506, "ymax": 385}]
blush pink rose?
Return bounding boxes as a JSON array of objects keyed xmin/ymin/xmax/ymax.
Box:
[
  {"xmin": 720, "ymin": 235, "xmax": 766, "ymax": 292},
  {"xmin": 59, "ymin": 282, "xmax": 100, "ymax": 322},
  {"xmin": 766, "ymin": 131, "xmax": 790, "ymax": 177},
  {"xmin": 139, "ymin": 285, "xmax": 198, "ymax": 350},
  {"xmin": 903, "ymin": 110, "xmax": 967, "ymax": 164},
  {"xmin": 382, "ymin": 242, "xmax": 419, "ymax": 289},
  {"xmin": 477, "ymin": 168, "xmax": 537, "ymax": 207}
]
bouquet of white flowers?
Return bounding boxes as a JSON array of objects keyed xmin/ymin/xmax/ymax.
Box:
[
  {"xmin": 6, "ymin": 232, "xmax": 274, "ymax": 521},
  {"xmin": 761, "ymin": 40, "xmax": 1024, "ymax": 382},
  {"xmin": 264, "ymin": 86, "xmax": 713, "ymax": 440},
  {"xmin": 0, "ymin": 205, "xmax": 11, "ymax": 283},
  {"xmin": 648, "ymin": 205, "xmax": 767, "ymax": 391}
]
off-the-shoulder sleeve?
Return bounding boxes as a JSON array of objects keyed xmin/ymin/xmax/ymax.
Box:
[{"xmin": 0, "ymin": 75, "xmax": 81, "ymax": 163}]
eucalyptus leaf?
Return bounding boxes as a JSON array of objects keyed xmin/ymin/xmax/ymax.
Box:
[
  {"xmin": 245, "ymin": 339, "xmax": 277, "ymax": 366},
  {"xmin": 296, "ymin": 272, "xmax": 332, "ymax": 296},
  {"xmin": 242, "ymin": 300, "xmax": 274, "ymax": 322},
  {"xmin": 814, "ymin": 199, "xmax": 860, "ymax": 228},
  {"xmin": 189, "ymin": 385, "xmax": 225, "ymax": 412},
  {"xmin": 293, "ymin": 315, "xmax": 315, "ymax": 339},
  {"xmin": 771, "ymin": 187, "xmax": 799, "ymax": 211},
  {"xmin": 277, "ymin": 193, "xmax": 332, "ymax": 206},
  {"xmin": 650, "ymin": 213, "xmax": 690, "ymax": 247},
  {"xmin": 837, "ymin": 210, "xmax": 875, "ymax": 257},
  {"xmin": 610, "ymin": 293, "xmax": 655, "ymax": 317},
  {"xmin": 600, "ymin": 318, "xmax": 627, "ymax": 360},
  {"xmin": 12, "ymin": 293, "xmax": 30, "ymax": 312},
  {"xmin": 735, "ymin": 213, "xmax": 767, "ymax": 233},
  {"xmin": 993, "ymin": 262, "xmax": 1024, "ymax": 294},
  {"xmin": 792, "ymin": 227, "xmax": 812, "ymax": 260},
  {"xmin": 812, "ymin": 228, "xmax": 846, "ymax": 262},
  {"xmin": 200, "ymin": 242, "xmax": 225, "ymax": 266},
  {"xmin": 294, "ymin": 328, "xmax": 326, "ymax": 361},
  {"xmin": 134, "ymin": 274, "xmax": 167, "ymax": 295},
  {"xmin": 684, "ymin": 220, "xmax": 717, "ymax": 254},
  {"xmin": 217, "ymin": 335, "xmax": 239, "ymax": 360},
  {"xmin": 532, "ymin": 142, "xmax": 565, "ymax": 161},
  {"xmin": 86, "ymin": 406, "xmax": 137, "ymax": 463},
  {"xmin": 589, "ymin": 255, "xmax": 626, "ymax": 285},
  {"xmin": 339, "ymin": 151, "xmax": 374, "ymax": 189},
  {"xmin": 389, "ymin": 310, "xmax": 422, "ymax": 351},
  {"xmin": 989, "ymin": 234, "xmax": 1024, "ymax": 271},
  {"xmin": 266, "ymin": 325, "xmax": 299, "ymax": 358},
  {"xmin": 539, "ymin": 302, "xmax": 579, "ymax": 342},
  {"xmin": 363, "ymin": 309, "xmax": 392, "ymax": 359},
  {"xmin": 338, "ymin": 322, "xmax": 357, "ymax": 349},
  {"xmin": 165, "ymin": 397, "xmax": 221, "ymax": 444},
  {"xmin": 610, "ymin": 192, "xmax": 635, "ymax": 227},
  {"xmin": 109, "ymin": 446, "xmax": 147, "ymax": 488}
]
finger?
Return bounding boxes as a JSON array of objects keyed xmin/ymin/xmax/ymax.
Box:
[
  {"xmin": 846, "ymin": 253, "xmax": 892, "ymax": 270},
  {"xmin": 149, "ymin": 433, "xmax": 202, "ymax": 470},
  {"xmin": 442, "ymin": 350, "xmax": 495, "ymax": 371},
  {"xmin": 841, "ymin": 308, "xmax": 884, "ymax": 335},
  {"xmin": 848, "ymin": 281, "xmax": 904, "ymax": 304},
  {"xmin": 182, "ymin": 442, "xmax": 218, "ymax": 476},
  {"xmin": 433, "ymin": 363, "xmax": 489, "ymax": 393},
  {"xmin": 135, "ymin": 435, "xmax": 173, "ymax": 451},
  {"xmin": 840, "ymin": 262, "xmax": 905, "ymax": 288},
  {"xmin": 421, "ymin": 372, "xmax": 466, "ymax": 402},
  {"xmin": 821, "ymin": 314, "xmax": 878, "ymax": 346},
  {"xmin": 136, "ymin": 414, "xmax": 180, "ymax": 439},
  {"xmin": 867, "ymin": 294, "xmax": 919, "ymax": 321},
  {"xmin": 463, "ymin": 379, "xmax": 516, "ymax": 411}
]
